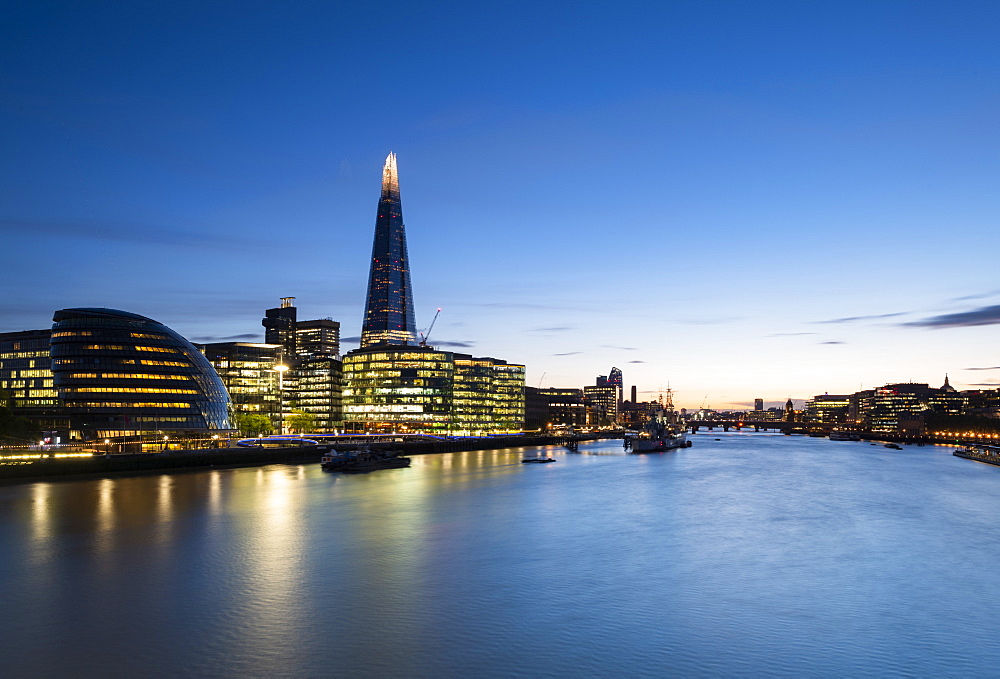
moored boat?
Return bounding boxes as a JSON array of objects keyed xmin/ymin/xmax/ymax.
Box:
[
  {"xmin": 321, "ymin": 447, "xmax": 411, "ymax": 472},
  {"xmin": 628, "ymin": 389, "xmax": 691, "ymax": 454},
  {"xmin": 829, "ymin": 431, "xmax": 861, "ymax": 441}
]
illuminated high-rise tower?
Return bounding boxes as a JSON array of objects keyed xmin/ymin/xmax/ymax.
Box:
[{"xmin": 360, "ymin": 153, "xmax": 418, "ymax": 348}]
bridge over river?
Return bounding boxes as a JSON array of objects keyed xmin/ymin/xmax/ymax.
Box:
[{"xmin": 689, "ymin": 420, "xmax": 836, "ymax": 434}]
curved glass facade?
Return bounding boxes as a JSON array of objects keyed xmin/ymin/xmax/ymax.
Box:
[{"xmin": 50, "ymin": 308, "xmax": 231, "ymax": 439}]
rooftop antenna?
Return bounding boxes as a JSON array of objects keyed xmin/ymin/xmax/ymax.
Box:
[{"xmin": 418, "ymin": 308, "xmax": 442, "ymax": 347}]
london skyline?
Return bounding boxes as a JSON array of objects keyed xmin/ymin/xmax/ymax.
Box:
[{"xmin": 4, "ymin": 1, "xmax": 1000, "ymax": 409}]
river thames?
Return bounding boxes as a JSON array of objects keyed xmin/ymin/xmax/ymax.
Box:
[{"xmin": 2, "ymin": 433, "xmax": 1000, "ymax": 677}]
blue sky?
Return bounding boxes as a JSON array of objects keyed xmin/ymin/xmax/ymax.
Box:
[{"xmin": 3, "ymin": 0, "xmax": 1000, "ymax": 408}]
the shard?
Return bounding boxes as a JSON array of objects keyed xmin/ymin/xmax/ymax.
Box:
[{"xmin": 360, "ymin": 152, "xmax": 418, "ymax": 347}]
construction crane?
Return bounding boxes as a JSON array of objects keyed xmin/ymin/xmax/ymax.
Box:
[{"xmin": 418, "ymin": 308, "xmax": 442, "ymax": 347}]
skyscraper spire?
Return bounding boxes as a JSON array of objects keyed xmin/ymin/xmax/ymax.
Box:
[
  {"xmin": 381, "ymin": 151, "xmax": 399, "ymax": 199},
  {"xmin": 360, "ymin": 152, "xmax": 417, "ymax": 348}
]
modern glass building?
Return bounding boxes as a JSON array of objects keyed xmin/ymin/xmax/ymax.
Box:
[
  {"xmin": 360, "ymin": 153, "xmax": 418, "ymax": 347},
  {"xmin": 198, "ymin": 342, "xmax": 283, "ymax": 431},
  {"xmin": 296, "ymin": 318, "xmax": 340, "ymax": 359},
  {"xmin": 584, "ymin": 384, "xmax": 620, "ymax": 425},
  {"xmin": 344, "ymin": 153, "xmax": 525, "ymax": 434},
  {"xmin": 293, "ymin": 356, "xmax": 343, "ymax": 431},
  {"xmin": 342, "ymin": 346, "xmax": 453, "ymax": 434},
  {"xmin": 342, "ymin": 347, "xmax": 525, "ymax": 435},
  {"xmin": 484, "ymin": 359, "xmax": 526, "ymax": 434},
  {"xmin": 0, "ymin": 329, "xmax": 66, "ymax": 438},
  {"xmin": 262, "ymin": 297, "xmax": 298, "ymax": 357},
  {"xmin": 866, "ymin": 383, "xmax": 933, "ymax": 432},
  {"xmin": 49, "ymin": 308, "xmax": 231, "ymax": 441},
  {"xmin": 803, "ymin": 394, "xmax": 851, "ymax": 423},
  {"xmin": 452, "ymin": 355, "xmax": 525, "ymax": 435}
]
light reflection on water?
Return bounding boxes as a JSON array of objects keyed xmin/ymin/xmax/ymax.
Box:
[{"xmin": 2, "ymin": 435, "xmax": 1000, "ymax": 676}]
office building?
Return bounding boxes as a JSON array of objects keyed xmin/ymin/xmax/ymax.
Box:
[
  {"xmin": 585, "ymin": 384, "xmax": 620, "ymax": 426},
  {"xmin": 342, "ymin": 347, "xmax": 524, "ymax": 435},
  {"xmin": 804, "ymin": 394, "xmax": 851, "ymax": 423},
  {"xmin": 293, "ymin": 356, "xmax": 343, "ymax": 431},
  {"xmin": 262, "ymin": 297, "xmax": 298, "ymax": 358},
  {"xmin": 296, "ymin": 318, "xmax": 340, "ymax": 359},
  {"xmin": 608, "ymin": 367, "xmax": 623, "ymax": 411},
  {"xmin": 0, "ymin": 329, "xmax": 65, "ymax": 437},
  {"xmin": 866, "ymin": 383, "xmax": 934, "ymax": 432},
  {"xmin": 343, "ymin": 153, "xmax": 524, "ymax": 433},
  {"xmin": 360, "ymin": 152, "xmax": 417, "ymax": 348},
  {"xmin": 50, "ymin": 308, "xmax": 231, "ymax": 441},
  {"xmin": 199, "ymin": 342, "xmax": 283, "ymax": 431},
  {"xmin": 342, "ymin": 345, "xmax": 453, "ymax": 434}
]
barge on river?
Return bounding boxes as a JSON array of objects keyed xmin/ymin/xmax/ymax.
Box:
[{"xmin": 321, "ymin": 447, "xmax": 411, "ymax": 473}]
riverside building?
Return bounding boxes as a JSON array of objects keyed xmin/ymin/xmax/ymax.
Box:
[
  {"xmin": 0, "ymin": 329, "xmax": 65, "ymax": 437},
  {"xmin": 342, "ymin": 153, "xmax": 525, "ymax": 434},
  {"xmin": 198, "ymin": 342, "xmax": 283, "ymax": 430},
  {"xmin": 50, "ymin": 308, "xmax": 231, "ymax": 442},
  {"xmin": 203, "ymin": 301, "xmax": 346, "ymax": 435}
]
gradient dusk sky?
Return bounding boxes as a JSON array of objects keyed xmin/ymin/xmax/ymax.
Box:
[{"xmin": 3, "ymin": 1, "xmax": 1000, "ymax": 409}]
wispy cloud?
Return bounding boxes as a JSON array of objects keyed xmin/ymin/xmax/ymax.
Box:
[
  {"xmin": 553, "ymin": 351, "xmax": 581, "ymax": 356},
  {"xmin": 677, "ymin": 316, "xmax": 742, "ymax": 325},
  {"xmin": 820, "ymin": 341, "xmax": 845, "ymax": 345},
  {"xmin": 903, "ymin": 305, "xmax": 1000, "ymax": 329},
  {"xmin": 965, "ymin": 367, "xmax": 1000, "ymax": 371},
  {"xmin": 768, "ymin": 332, "xmax": 817, "ymax": 337},
  {"xmin": 953, "ymin": 290, "xmax": 1000, "ymax": 302},
  {"xmin": 192, "ymin": 333, "xmax": 260, "ymax": 342},
  {"xmin": 480, "ymin": 302, "xmax": 579, "ymax": 311},
  {"xmin": 601, "ymin": 345, "xmax": 637, "ymax": 351},
  {"xmin": 815, "ymin": 312, "xmax": 906, "ymax": 324},
  {"xmin": 434, "ymin": 340, "xmax": 475, "ymax": 348},
  {"xmin": 1, "ymin": 218, "xmax": 266, "ymax": 250},
  {"xmin": 530, "ymin": 326, "xmax": 573, "ymax": 332},
  {"xmin": 627, "ymin": 360, "xmax": 645, "ymax": 363}
]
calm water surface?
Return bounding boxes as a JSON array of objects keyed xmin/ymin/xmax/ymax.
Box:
[{"xmin": 2, "ymin": 433, "xmax": 1000, "ymax": 677}]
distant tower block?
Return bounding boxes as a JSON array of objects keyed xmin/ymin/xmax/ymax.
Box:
[
  {"xmin": 754, "ymin": 398, "xmax": 764, "ymax": 411},
  {"xmin": 631, "ymin": 385, "xmax": 637, "ymax": 403},
  {"xmin": 263, "ymin": 298, "xmax": 298, "ymax": 358},
  {"xmin": 360, "ymin": 152, "xmax": 418, "ymax": 347}
]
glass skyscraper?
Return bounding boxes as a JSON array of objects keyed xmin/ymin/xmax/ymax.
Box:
[
  {"xmin": 343, "ymin": 153, "xmax": 526, "ymax": 435},
  {"xmin": 360, "ymin": 152, "xmax": 417, "ymax": 347}
]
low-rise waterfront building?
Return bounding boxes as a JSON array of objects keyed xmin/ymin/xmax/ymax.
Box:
[
  {"xmin": 804, "ymin": 394, "xmax": 851, "ymax": 423},
  {"xmin": 199, "ymin": 342, "xmax": 283, "ymax": 431},
  {"xmin": 50, "ymin": 308, "xmax": 231, "ymax": 441},
  {"xmin": 292, "ymin": 356, "xmax": 343, "ymax": 432},
  {"xmin": 0, "ymin": 328, "xmax": 65, "ymax": 439},
  {"xmin": 585, "ymin": 384, "xmax": 620, "ymax": 426},
  {"xmin": 342, "ymin": 345, "xmax": 454, "ymax": 434},
  {"xmin": 341, "ymin": 345, "xmax": 525, "ymax": 435}
]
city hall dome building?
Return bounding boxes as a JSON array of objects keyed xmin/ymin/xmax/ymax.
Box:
[{"xmin": 50, "ymin": 308, "xmax": 231, "ymax": 441}]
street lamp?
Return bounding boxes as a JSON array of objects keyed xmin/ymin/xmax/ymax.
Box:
[{"xmin": 274, "ymin": 363, "xmax": 289, "ymax": 435}]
